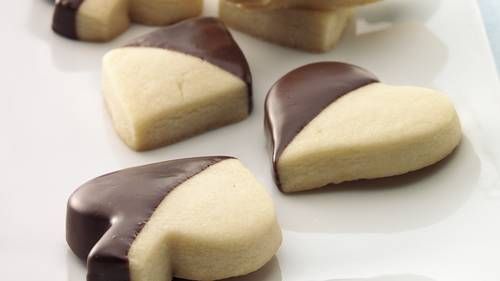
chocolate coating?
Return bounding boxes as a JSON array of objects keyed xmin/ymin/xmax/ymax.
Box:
[
  {"xmin": 66, "ymin": 156, "xmax": 230, "ymax": 281},
  {"xmin": 52, "ymin": 0, "xmax": 84, "ymax": 39},
  {"xmin": 264, "ymin": 62, "xmax": 379, "ymax": 188},
  {"xmin": 126, "ymin": 17, "xmax": 253, "ymax": 112}
]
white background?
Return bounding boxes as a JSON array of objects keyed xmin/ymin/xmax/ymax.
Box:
[
  {"xmin": 2, "ymin": 1, "xmax": 500, "ymax": 281},
  {"xmin": 478, "ymin": 0, "xmax": 500, "ymax": 69}
]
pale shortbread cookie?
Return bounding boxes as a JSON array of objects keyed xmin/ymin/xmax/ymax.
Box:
[
  {"xmin": 102, "ymin": 47, "xmax": 249, "ymax": 150},
  {"xmin": 219, "ymin": 0, "xmax": 353, "ymax": 52},
  {"xmin": 129, "ymin": 158, "xmax": 282, "ymax": 281},
  {"xmin": 265, "ymin": 62, "xmax": 462, "ymax": 192},
  {"xmin": 130, "ymin": 0, "xmax": 202, "ymax": 25},
  {"xmin": 66, "ymin": 157, "xmax": 282, "ymax": 281},
  {"xmin": 52, "ymin": 0, "xmax": 202, "ymax": 42},
  {"xmin": 278, "ymin": 83, "xmax": 462, "ymax": 192},
  {"xmin": 227, "ymin": 0, "xmax": 379, "ymax": 10},
  {"xmin": 76, "ymin": 0, "xmax": 130, "ymax": 41},
  {"xmin": 102, "ymin": 18, "xmax": 252, "ymax": 151}
]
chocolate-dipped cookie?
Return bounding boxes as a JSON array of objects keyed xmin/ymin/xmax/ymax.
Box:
[
  {"xmin": 52, "ymin": 0, "xmax": 129, "ymax": 41},
  {"xmin": 52, "ymin": 0, "xmax": 202, "ymax": 41},
  {"xmin": 67, "ymin": 157, "xmax": 282, "ymax": 281},
  {"xmin": 265, "ymin": 62, "xmax": 462, "ymax": 192},
  {"xmin": 219, "ymin": 0, "xmax": 353, "ymax": 52},
  {"xmin": 102, "ymin": 17, "xmax": 252, "ymax": 151}
]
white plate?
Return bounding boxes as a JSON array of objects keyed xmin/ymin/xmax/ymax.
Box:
[{"xmin": 2, "ymin": 0, "xmax": 500, "ymax": 280}]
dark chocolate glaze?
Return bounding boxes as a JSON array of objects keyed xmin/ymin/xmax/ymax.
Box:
[
  {"xmin": 126, "ymin": 17, "xmax": 253, "ymax": 112},
  {"xmin": 264, "ymin": 62, "xmax": 379, "ymax": 189},
  {"xmin": 66, "ymin": 156, "xmax": 231, "ymax": 281},
  {"xmin": 52, "ymin": 0, "xmax": 84, "ymax": 40}
]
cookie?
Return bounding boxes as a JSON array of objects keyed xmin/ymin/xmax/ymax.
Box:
[
  {"xmin": 102, "ymin": 18, "xmax": 252, "ymax": 151},
  {"xmin": 130, "ymin": 0, "xmax": 202, "ymax": 25},
  {"xmin": 67, "ymin": 156, "xmax": 282, "ymax": 281},
  {"xmin": 219, "ymin": 0, "xmax": 353, "ymax": 52},
  {"xmin": 227, "ymin": 0, "xmax": 379, "ymax": 10},
  {"xmin": 52, "ymin": 0, "xmax": 129, "ymax": 41},
  {"xmin": 265, "ymin": 62, "xmax": 462, "ymax": 193},
  {"xmin": 52, "ymin": 0, "xmax": 202, "ymax": 41}
]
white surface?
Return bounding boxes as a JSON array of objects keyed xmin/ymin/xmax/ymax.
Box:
[
  {"xmin": 1, "ymin": 1, "xmax": 500, "ymax": 281},
  {"xmin": 479, "ymin": 0, "xmax": 500, "ymax": 69}
]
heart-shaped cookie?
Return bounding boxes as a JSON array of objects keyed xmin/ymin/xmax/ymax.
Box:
[
  {"xmin": 67, "ymin": 156, "xmax": 282, "ymax": 281},
  {"xmin": 52, "ymin": 0, "xmax": 202, "ymax": 41},
  {"xmin": 265, "ymin": 62, "xmax": 462, "ymax": 193},
  {"xmin": 102, "ymin": 18, "xmax": 252, "ymax": 151}
]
